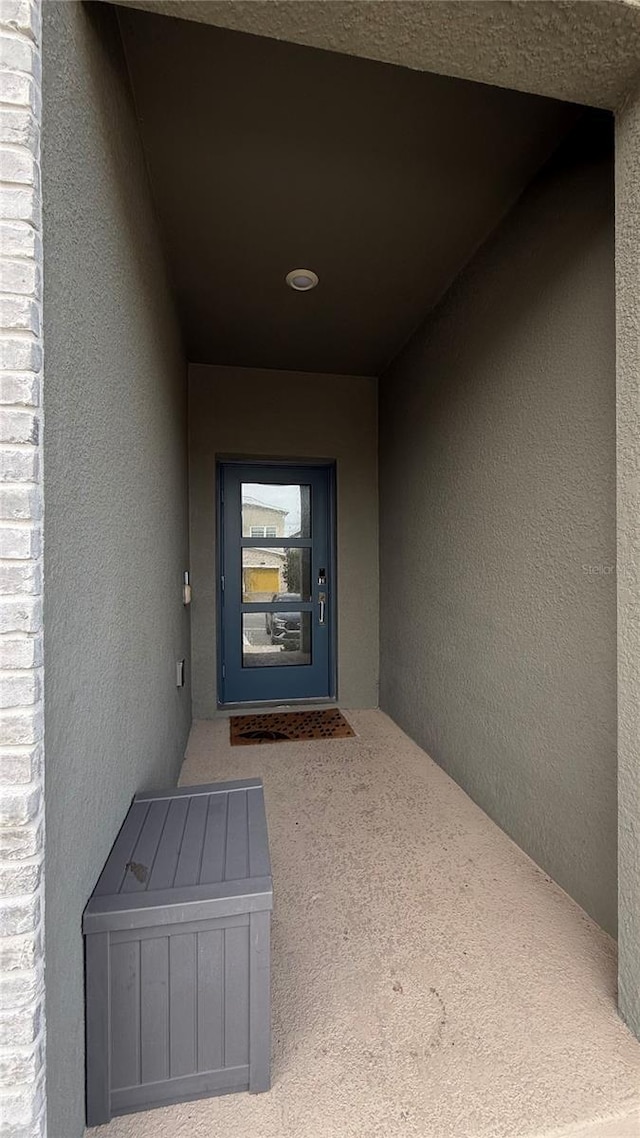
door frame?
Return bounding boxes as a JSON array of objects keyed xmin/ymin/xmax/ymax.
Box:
[{"xmin": 216, "ymin": 457, "xmax": 338, "ymax": 708}]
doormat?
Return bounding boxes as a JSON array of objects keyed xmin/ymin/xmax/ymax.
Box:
[{"xmin": 230, "ymin": 708, "xmax": 355, "ymax": 746}]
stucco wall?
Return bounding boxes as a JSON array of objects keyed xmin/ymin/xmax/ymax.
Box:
[
  {"xmin": 41, "ymin": 5, "xmax": 191, "ymax": 1136},
  {"xmin": 112, "ymin": 0, "xmax": 640, "ymax": 111},
  {"xmin": 379, "ymin": 118, "xmax": 617, "ymax": 936},
  {"xmin": 189, "ymin": 364, "xmax": 378, "ymax": 714},
  {"xmin": 615, "ymin": 82, "xmax": 640, "ymax": 1037}
]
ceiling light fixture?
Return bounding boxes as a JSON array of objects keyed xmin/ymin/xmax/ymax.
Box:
[{"xmin": 286, "ymin": 268, "xmax": 319, "ymax": 292}]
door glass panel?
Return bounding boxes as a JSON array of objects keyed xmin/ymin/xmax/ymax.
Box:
[
  {"xmin": 242, "ymin": 612, "xmax": 311, "ymax": 668},
  {"xmin": 241, "ymin": 483, "xmax": 311, "ymax": 538},
  {"xmin": 242, "ymin": 548, "xmax": 311, "ymax": 603}
]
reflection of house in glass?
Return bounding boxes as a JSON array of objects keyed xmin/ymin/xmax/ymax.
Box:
[{"xmin": 242, "ymin": 497, "xmax": 287, "ymax": 600}]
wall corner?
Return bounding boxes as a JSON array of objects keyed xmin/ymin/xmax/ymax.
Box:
[{"xmin": 615, "ymin": 79, "xmax": 640, "ymax": 1041}]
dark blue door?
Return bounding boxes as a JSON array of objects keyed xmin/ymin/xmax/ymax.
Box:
[{"xmin": 219, "ymin": 463, "xmax": 334, "ymax": 705}]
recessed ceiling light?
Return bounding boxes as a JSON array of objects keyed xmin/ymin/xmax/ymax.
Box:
[{"xmin": 286, "ymin": 268, "xmax": 319, "ymax": 292}]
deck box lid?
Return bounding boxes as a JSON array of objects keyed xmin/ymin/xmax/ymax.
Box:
[{"xmin": 83, "ymin": 778, "xmax": 272, "ymax": 934}]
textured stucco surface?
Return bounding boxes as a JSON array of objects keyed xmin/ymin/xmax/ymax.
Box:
[
  {"xmin": 112, "ymin": 0, "xmax": 640, "ymax": 110},
  {"xmin": 379, "ymin": 119, "xmax": 618, "ymax": 937},
  {"xmin": 42, "ymin": 5, "xmax": 191, "ymax": 1136},
  {"xmin": 188, "ymin": 365, "xmax": 378, "ymax": 715},
  {"xmin": 615, "ymin": 83, "xmax": 640, "ymax": 1039},
  {"xmin": 86, "ymin": 711, "xmax": 640, "ymax": 1138}
]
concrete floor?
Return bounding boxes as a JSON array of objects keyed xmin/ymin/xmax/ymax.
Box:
[{"xmin": 89, "ymin": 710, "xmax": 640, "ymax": 1138}]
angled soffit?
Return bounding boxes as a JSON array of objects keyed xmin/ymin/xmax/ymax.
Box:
[
  {"xmin": 110, "ymin": 0, "xmax": 640, "ymax": 111},
  {"xmin": 118, "ymin": 7, "xmax": 580, "ymax": 375}
]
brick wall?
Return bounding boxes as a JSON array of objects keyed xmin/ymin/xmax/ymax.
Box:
[{"xmin": 0, "ymin": 0, "xmax": 45, "ymax": 1134}]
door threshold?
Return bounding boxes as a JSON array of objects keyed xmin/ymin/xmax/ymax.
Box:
[{"xmin": 216, "ymin": 698, "xmax": 338, "ymax": 718}]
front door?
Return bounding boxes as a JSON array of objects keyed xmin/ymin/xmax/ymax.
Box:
[{"xmin": 219, "ymin": 462, "xmax": 334, "ymax": 705}]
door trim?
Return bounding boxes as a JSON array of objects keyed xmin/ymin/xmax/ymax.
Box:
[{"xmin": 216, "ymin": 458, "xmax": 337, "ymax": 708}]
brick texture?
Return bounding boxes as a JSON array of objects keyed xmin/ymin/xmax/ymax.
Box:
[{"xmin": 0, "ymin": 1, "xmax": 45, "ymax": 1133}]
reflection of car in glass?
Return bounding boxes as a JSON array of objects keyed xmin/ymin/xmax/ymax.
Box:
[{"xmin": 265, "ymin": 593, "xmax": 301, "ymax": 649}]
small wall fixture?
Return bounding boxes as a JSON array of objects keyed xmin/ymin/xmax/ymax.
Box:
[{"xmin": 286, "ymin": 268, "xmax": 319, "ymax": 292}]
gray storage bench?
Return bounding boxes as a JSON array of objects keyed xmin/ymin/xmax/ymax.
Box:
[{"xmin": 83, "ymin": 778, "xmax": 272, "ymax": 1126}]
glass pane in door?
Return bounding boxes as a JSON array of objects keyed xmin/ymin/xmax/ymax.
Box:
[
  {"xmin": 241, "ymin": 483, "xmax": 311, "ymax": 538},
  {"xmin": 242, "ymin": 612, "xmax": 312, "ymax": 668},
  {"xmin": 242, "ymin": 548, "xmax": 312, "ymax": 603}
]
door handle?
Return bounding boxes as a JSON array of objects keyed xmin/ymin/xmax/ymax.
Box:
[{"xmin": 318, "ymin": 592, "xmax": 326, "ymax": 625}]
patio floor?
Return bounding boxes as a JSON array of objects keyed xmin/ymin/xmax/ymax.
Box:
[{"xmin": 88, "ymin": 709, "xmax": 640, "ymax": 1138}]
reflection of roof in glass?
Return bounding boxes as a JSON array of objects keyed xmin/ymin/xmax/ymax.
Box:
[
  {"xmin": 245, "ymin": 548, "xmax": 286, "ymax": 561},
  {"xmin": 242, "ymin": 496, "xmax": 288, "ymax": 515}
]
